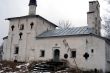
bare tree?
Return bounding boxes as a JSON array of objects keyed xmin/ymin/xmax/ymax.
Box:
[
  {"xmin": 102, "ymin": 19, "xmax": 110, "ymax": 37},
  {"xmin": 102, "ymin": 0, "xmax": 110, "ymax": 37},
  {"xmin": 58, "ymin": 20, "xmax": 72, "ymax": 29},
  {"xmin": 104, "ymin": 0, "xmax": 110, "ymax": 4}
]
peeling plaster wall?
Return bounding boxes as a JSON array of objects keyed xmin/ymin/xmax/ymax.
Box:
[
  {"xmin": 33, "ymin": 36, "xmax": 106, "ymax": 72},
  {"xmin": 3, "ymin": 17, "xmax": 56, "ymax": 62},
  {"xmin": 2, "ymin": 16, "xmax": 107, "ymax": 72}
]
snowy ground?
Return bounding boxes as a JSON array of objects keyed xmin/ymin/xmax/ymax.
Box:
[
  {"xmin": 0, "ymin": 62, "xmax": 29, "ymax": 73},
  {"xmin": 0, "ymin": 61, "xmax": 53, "ymax": 73}
]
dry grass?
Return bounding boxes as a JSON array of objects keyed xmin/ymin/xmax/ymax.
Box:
[
  {"xmin": 0, "ymin": 60, "xmax": 25, "ymax": 72},
  {"xmin": 0, "ymin": 60, "xmax": 104, "ymax": 73}
]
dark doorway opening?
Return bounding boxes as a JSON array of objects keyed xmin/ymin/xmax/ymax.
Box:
[{"xmin": 53, "ymin": 49, "xmax": 60, "ymax": 62}]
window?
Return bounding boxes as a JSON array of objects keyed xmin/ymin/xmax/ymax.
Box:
[
  {"xmin": 91, "ymin": 49, "xmax": 94, "ymax": 53},
  {"xmin": 19, "ymin": 32, "xmax": 23, "ymax": 39},
  {"xmin": 64, "ymin": 54, "xmax": 68, "ymax": 59},
  {"xmin": 11, "ymin": 25, "xmax": 15, "ymax": 31},
  {"xmin": 14, "ymin": 47, "xmax": 19, "ymax": 54},
  {"xmin": 20, "ymin": 24, "xmax": 24, "ymax": 30},
  {"xmin": 83, "ymin": 52, "xmax": 89, "ymax": 60},
  {"xmin": 71, "ymin": 51, "xmax": 76, "ymax": 58},
  {"xmin": 40, "ymin": 50, "xmax": 45, "ymax": 57},
  {"xmin": 30, "ymin": 22, "xmax": 34, "ymax": 29}
]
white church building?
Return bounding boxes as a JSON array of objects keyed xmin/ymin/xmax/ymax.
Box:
[{"xmin": 2, "ymin": 0, "xmax": 110, "ymax": 72}]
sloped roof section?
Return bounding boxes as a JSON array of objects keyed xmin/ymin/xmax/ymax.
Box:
[
  {"xmin": 38, "ymin": 26, "xmax": 96, "ymax": 38},
  {"xmin": 6, "ymin": 15, "xmax": 57, "ymax": 27},
  {"xmin": 29, "ymin": 0, "xmax": 37, "ymax": 6}
]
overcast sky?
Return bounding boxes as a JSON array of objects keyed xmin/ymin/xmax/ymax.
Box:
[{"xmin": 0, "ymin": 0, "xmax": 108, "ymax": 45}]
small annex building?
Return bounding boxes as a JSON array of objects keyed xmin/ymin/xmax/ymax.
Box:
[{"xmin": 2, "ymin": 0, "xmax": 110, "ymax": 72}]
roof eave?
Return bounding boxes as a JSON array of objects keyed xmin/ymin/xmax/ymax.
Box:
[
  {"xmin": 36, "ymin": 33, "xmax": 110, "ymax": 41},
  {"xmin": 36, "ymin": 34, "xmax": 91, "ymax": 39},
  {"xmin": 5, "ymin": 15, "xmax": 58, "ymax": 27}
]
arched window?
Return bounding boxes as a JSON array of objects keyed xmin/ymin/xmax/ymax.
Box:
[
  {"xmin": 20, "ymin": 24, "xmax": 24, "ymax": 30},
  {"xmin": 11, "ymin": 25, "xmax": 15, "ymax": 31},
  {"xmin": 30, "ymin": 22, "xmax": 34, "ymax": 29},
  {"xmin": 19, "ymin": 32, "xmax": 23, "ymax": 39}
]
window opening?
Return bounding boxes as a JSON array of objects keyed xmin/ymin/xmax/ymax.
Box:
[
  {"xmin": 83, "ymin": 52, "xmax": 89, "ymax": 60},
  {"xmin": 91, "ymin": 49, "xmax": 94, "ymax": 53},
  {"xmin": 11, "ymin": 25, "xmax": 15, "ymax": 31},
  {"xmin": 30, "ymin": 22, "xmax": 34, "ymax": 29},
  {"xmin": 14, "ymin": 47, "xmax": 19, "ymax": 54},
  {"xmin": 71, "ymin": 51, "xmax": 76, "ymax": 58},
  {"xmin": 19, "ymin": 32, "xmax": 23, "ymax": 39},
  {"xmin": 40, "ymin": 50, "xmax": 45, "ymax": 57},
  {"xmin": 64, "ymin": 54, "xmax": 68, "ymax": 59},
  {"xmin": 20, "ymin": 24, "xmax": 24, "ymax": 30}
]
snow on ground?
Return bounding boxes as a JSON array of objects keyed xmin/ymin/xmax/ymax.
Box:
[{"xmin": 0, "ymin": 62, "xmax": 30, "ymax": 73}]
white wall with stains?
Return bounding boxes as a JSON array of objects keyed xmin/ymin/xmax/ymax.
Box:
[
  {"xmin": 32, "ymin": 36, "xmax": 106, "ymax": 72},
  {"xmin": 2, "ymin": 16, "xmax": 56, "ymax": 61}
]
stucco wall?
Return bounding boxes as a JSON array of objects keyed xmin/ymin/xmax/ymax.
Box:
[
  {"xmin": 3, "ymin": 29, "xmax": 107, "ymax": 72},
  {"xmin": 32, "ymin": 35, "xmax": 106, "ymax": 71},
  {"xmin": 105, "ymin": 41, "xmax": 110, "ymax": 72},
  {"xmin": 2, "ymin": 16, "xmax": 107, "ymax": 72},
  {"xmin": 2, "ymin": 39, "xmax": 8, "ymax": 60},
  {"xmin": 3, "ymin": 17, "xmax": 56, "ymax": 61}
]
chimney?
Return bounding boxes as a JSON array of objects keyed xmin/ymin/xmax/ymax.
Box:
[{"xmin": 87, "ymin": 1, "xmax": 101, "ymax": 35}]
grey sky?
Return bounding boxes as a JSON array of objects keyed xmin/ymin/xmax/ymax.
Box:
[{"xmin": 0, "ymin": 0, "xmax": 107, "ymax": 45}]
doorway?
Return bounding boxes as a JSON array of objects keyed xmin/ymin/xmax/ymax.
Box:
[{"xmin": 53, "ymin": 49, "xmax": 60, "ymax": 62}]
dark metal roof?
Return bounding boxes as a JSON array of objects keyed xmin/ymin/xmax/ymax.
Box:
[
  {"xmin": 6, "ymin": 15, "xmax": 57, "ymax": 27},
  {"xmin": 87, "ymin": 11, "xmax": 94, "ymax": 14},
  {"xmin": 89, "ymin": 1, "xmax": 100, "ymax": 7},
  {"xmin": 29, "ymin": 0, "xmax": 37, "ymax": 6},
  {"xmin": 38, "ymin": 26, "xmax": 96, "ymax": 38},
  {"xmin": 89, "ymin": 1, "xmax": 99, "ymax": 3}
]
